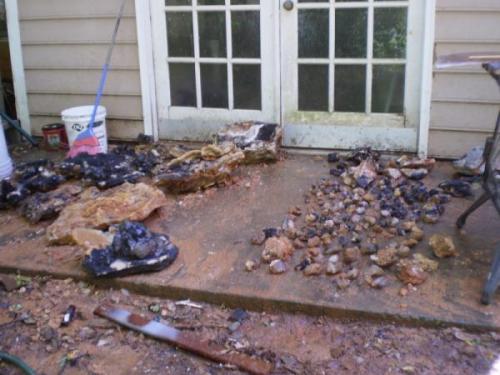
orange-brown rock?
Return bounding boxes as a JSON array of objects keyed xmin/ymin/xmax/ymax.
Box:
[
  {"xmin": 429, "ymin": 234, "xmax": 458, "ymax": 258},
  {"xmin": 261, "ymin": 237, "xmax": 293, "ymax": 263},
  {"xmin": 72, "ymin": 228, "xmax": 114, "ymax": 254},
  {"xmin": 47, "ymin": 183, "xmax": 168, "ymax": 245},
  {"xmin": 397, "ymin": 260, "xmax": 428, "ymax": 285}
]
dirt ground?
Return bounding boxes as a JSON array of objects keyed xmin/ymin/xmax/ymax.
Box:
[{"xmin": 0, "ymin": 276, "xmax": 498, "ymax": 375}]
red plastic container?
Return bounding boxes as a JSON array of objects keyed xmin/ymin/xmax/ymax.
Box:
[{"xmin": 42, "ymin": 123, "xmax": 69, "ymax": 151}]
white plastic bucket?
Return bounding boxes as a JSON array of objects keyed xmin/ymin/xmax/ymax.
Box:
[
  {"xmin": 0, "ymin": 121, "xmax": 13, "ymax": 180},
  {"xmin": 61, "ymin": 105, "xmax": 108, "ymax": 153}
]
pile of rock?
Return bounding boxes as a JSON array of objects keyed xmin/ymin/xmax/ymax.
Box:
[{"xmin": 250, "ymin": 148, "xmax": 456, "ymax": 291}]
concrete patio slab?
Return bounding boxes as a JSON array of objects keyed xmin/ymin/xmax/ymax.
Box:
[{"xmin": 0, "ymin": 155, "xmax": 498, "ymax": 331}]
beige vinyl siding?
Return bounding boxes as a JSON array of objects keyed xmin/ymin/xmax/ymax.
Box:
[
  {"xmin": 18, "ymin": 0, "xmax": 143, "ymax": 139},
  {"xmin": 430, "ymin": 0, "xmax": 500, "ymax": 158}
]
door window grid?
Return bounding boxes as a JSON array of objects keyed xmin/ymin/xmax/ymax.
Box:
[
  {"xmin": 164, "ymin": 0, "xmax": 262, "ymax": 110},
  {"xmin": 296, "ymin": 0, "xmax": 409, "ymax": 114}
]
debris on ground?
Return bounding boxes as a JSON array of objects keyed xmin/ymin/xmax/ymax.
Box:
[
  {"xmin": 216, "ymin": 122, "xmax": 281, "ymax": 164},
  {"xmin": 250, "ymin": 148, "xmax": 456, "ymax": 291},
  {"xmin": 153, "ymin": 144, "xmax": 245, "ymax": 193},
  {"xmin": 453, "ymin": 146, "xmax": 485, "ymax": 176},
  {"xmin": 94, "ymin": 304, "xmax": 273, "ymax": 375},
  {"xmin": 0, "ymin": 274, "xmax": 18, "ymax": 292},
  {"xmin": 83, "ymin": 221, "xmax": 179, "ymax": 277},
  {"xmin": 439, "ymin": 179, "xmax": 473, "ymax": 197},
  {"xmin": 47, "ymin": 182, "xmax": 168, "ymax": 245},
  {"xmin": 61, "ymin": 305, "xmax": 77, "ymax": 327},
  {"xmin": 72, "ymin": 227, "xmax": 115, "ymax": 254},
  {"xmin": 429, "ymin": 234, "xmax": 458, "ymax": 258},
  {"xmin": 0, "ymin": 276, "xmax": 497, "ymax": 374}
]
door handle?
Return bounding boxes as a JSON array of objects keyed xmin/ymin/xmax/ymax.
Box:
[{"xmin": 283, "ymin": 0, "xmax": 294, "ymax": 11}]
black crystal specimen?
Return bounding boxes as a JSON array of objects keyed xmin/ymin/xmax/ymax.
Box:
[{"xmin": 83, "ymin": 221, "xmax": 179, "ymax": 277}]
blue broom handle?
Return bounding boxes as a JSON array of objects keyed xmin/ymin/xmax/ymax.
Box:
[{"xmin": 88, "ymin": 0, "xmax": 126, "ymax": 131}]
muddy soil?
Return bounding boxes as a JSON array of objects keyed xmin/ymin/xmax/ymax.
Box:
[{"xmin": 0, "ymin": 276, "xmax": 498, "ymax": 375}]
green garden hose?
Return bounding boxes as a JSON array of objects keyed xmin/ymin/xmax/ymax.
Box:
[{"xmin": 0, "ymin": 351, "xmax": 36, "ymax": 375}]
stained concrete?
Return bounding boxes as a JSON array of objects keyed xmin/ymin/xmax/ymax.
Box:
[{"xmin": 0, "ymin": 154, "xmax": 499, "ymax": 330}]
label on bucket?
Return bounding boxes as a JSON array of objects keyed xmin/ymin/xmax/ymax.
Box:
[{"xmin": 68, "ymin": 121, "xmax": 107, "ymax": 153}]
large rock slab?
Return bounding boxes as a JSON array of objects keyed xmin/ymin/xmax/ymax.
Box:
[
  {"xmin": 47, "ymin": 182, "xmax": 168, "ymax": 245},
  {"xmin": 153, "ymin": 146, "xmax": 245, "ymax": 193},
  {"xmin": 217, "ymin": 122, "xmax": 281, "ymax": 164}
]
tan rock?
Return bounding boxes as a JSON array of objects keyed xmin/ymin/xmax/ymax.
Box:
[
  {"xmin": 47, "ymin": 183, "xmax": 168, "ymax": 245},
  {"xmin": 410, "ymin": 226, "xmax": 424, "ymax": 242},
  {"xmin": 429, "ymin": 234, "xmax": 458, "ymax": 258},
  {"xmin": 397, "ymin": 260, "xmax": 428, "ymax": 285},
  {"xmin": 307, "ymin": 236, "xmax": 321, "ymax": 248},
  {"xmin": 344, "ymin": 247, "xmax": 361, "ymax": 264},
  {"xmin": 72, "ymin": 228, "xmax": 114, "ymax": 254},
  {"xmin": 371, "ymin": 247, "xmax": 398, "ymax": 267},
  {"xmin": 413, "ymin": 253, "xmax": 439, "ymax": 272},
  {"xmin": 303, "ymin": 263, "xmax": 323, "ymax": 276},
  {"xmin": 262, "ymin": 237, "xmax": 293, "ymax": 263},
  {"xmin": 269, "ymin": 259, "xmax": 287, "ymax": 274}
]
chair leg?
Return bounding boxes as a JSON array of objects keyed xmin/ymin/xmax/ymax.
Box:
[
  {"xmin": 481, "ymin": 244, "xmax": 500, "ymax": 305},
  {"xmin": 456, "ymin": 192, "xmax": 491, "ymax": 229}
]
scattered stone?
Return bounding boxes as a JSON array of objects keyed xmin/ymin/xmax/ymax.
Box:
[
  {"xmin": 371, "ymin": 247, "xmax": 398, "ymax": 267},
  {"xmin": 245, "ymin": 260, "xmax": 257, "ymax": 272},
  {"xmin": 335, "ymin": 275, "xmax": 351, "ymax": 290},
  {"xmin": 429, "ymin": 234, "xmax": 458, "ymax": 258},
  {"xmin": 344, "ymin": 247, "xmax": 361, "ymax": 264},
  {"xmin": 269, "ymin": 259, "xmax": 287, "ymax": 274},
  {"xmin": 303, "ymin": 263, "xmax": 323, "ymax": 276},
  {"xmin": 228, "ymin": 308, "xmax": 249, "ymax": 323},
  {"xmin": 327, "ymin": 153, "xmax": 339, "ymax": 163},
  {"xmin": 410, "ymin": 226, "xmax": 424, "ymax": 242},
  {"xmin": 401, "ymin": 168, "xmax": 428, "ymax": 180},
  {"xmin": 439, "ymin": 179, "xmax": 473, "ymax": 198},
  {"xmin": 326, "ymin": 261, "xmax": 342, "ymax": 275},
  {"xmin": 399, "ymin": 157, "xmax": 436, "ymax": 171},
  {"xmin": 79, "ymin": 326, "xmax": 97, "ymax": 340},
  {"xmin": 413, "ymin": 253, "xmax": 439, "ymax": 272},
  {"xmin": 307, "ymin": 236, "xmax": 321, "ymax": 248},
  {"xmin": 262, "ymin": 237, "xmax": 294, "ymax": 262},
  {"xmin": 397, "ymin": 260, "xmax": 428, "ymax": 285},
  {"xmin": 453, "ymin": 146, "xmax": 484, "ymax": 176}
]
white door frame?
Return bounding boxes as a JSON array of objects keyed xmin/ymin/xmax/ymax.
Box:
[
  {"xmin": 136, "ymin": 0, "xmax": 435, "ymax": 154},
  {"xmin": 135, "ymin": 0, "xmax": 158, "ymax": 140},
  {"xmin": 5, "ymin": 0, "xmax": 30, "ymax": 134}
]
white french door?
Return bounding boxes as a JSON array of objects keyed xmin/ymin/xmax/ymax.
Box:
[
  {"xmin": 281, "ymin": 0, "xmax": 425, "ymax": 151},
  {"xmin": 151, "ymin": 0, "xmax": 427, "ymax": 150},
  {"xmin": 151, "ymin": 0, "xmax": 279, "ymax": 141}
]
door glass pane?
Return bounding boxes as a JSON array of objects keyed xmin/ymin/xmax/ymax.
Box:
[
  {"xmin": 232, "ymin": 0, "xmax": 259, "ymax": 4},
  {"xmin": 334, "ymin": 65, "xmax": 366, "ymax": 112},
  {"xmin": 166, "ymin": 12, "xmax": 194, "ymax": 57},
  {"xmin": 372, "ymin": 65, "xmax": 405, "ymax": 113},
  {"xmin": 232, "ymin": 11, "xmax": 260, "ymax": 58},
  {"xmin": 198, "ymin": 12, "xmax": 226, "ymax": 58},
  {"xmin": 201, "ymin": 64, "xmax": 228, "ymax": 108},
  {"xmin": 299, "ymin": 65, "xmax": 329, "ymax": 111},
  {"xmin": 233, "ymin": 65, "xmax": 261, "ymax": 110},
  {"xmin": 299, "ymin": 9, "xmax": 329, "ymax": 58},
  {"xmin": 374, "ymin": 8, "xmax": 407, "ymax": 58},
  {"xmin": 169, "ymin": 63, "xmax": 196, "ymax": 107},
  {"xmin": 198, "ymin": 0, "xmax": 224, "ymax": 4},
  {"xmin": 166, "ymin": 0, "xmax": 191, "ymax": 5},
  {"xmin": 335, "ymin": 9, "xmax": 367, "ymax": 58}
]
